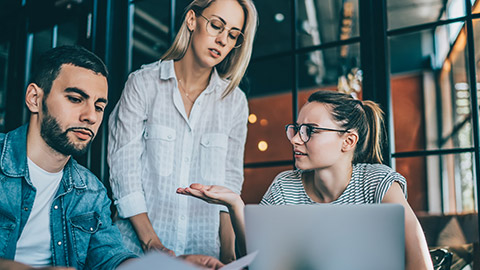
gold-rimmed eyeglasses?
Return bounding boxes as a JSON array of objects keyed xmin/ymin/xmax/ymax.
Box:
[{"xmin": 198, "ymin": 14, "xmax": 245, "ymax": 48}]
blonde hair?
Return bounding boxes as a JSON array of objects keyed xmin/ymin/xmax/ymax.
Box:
[{"xmin": 161, "ymin": 0, "xmax": 258, "ymax": 98}]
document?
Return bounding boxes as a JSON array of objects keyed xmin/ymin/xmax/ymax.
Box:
[
  {"xmin": 117, "ymin": 250, "xmax": 259, "ymax": 270},
  {"xmin": 219, "ymin": 250, "xmax": 259, "ymax": 270}
]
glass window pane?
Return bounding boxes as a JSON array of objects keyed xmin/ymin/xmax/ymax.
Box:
[
  {"xmin": 387, "ymin": 0, "xmax": 462, "ymax": 30},
  {"xmin": 389, "ymin": 24, "xmax": 474, "ymax": 153},
  {"xmin": 31, "ymin": 28, "xmax": 53, "ymax": 75},
  {"xmin": 440, "ymin": 27, "xmax": 474, "ymax": 151},
  {"xmin": 441, "ymin": 153, "xmax": 476, "ymax": 213},
  {"xmin": 132, "ymin": 1, "xmax": 171, "ymax": 71},
  {"xmin": 435, "ymin": 22, "xmax": 464, "ymax": 68},
  {"xmin": 57, "ymin": 19, "xmax": 79, "ymax": 46},
  {"xmin": 0, "ymin": 42, "xmax": 8, "ymax": 133},
  {"xmin": 242, "ymin": 165, "xmax": 292, "ymax": 204},
  {"xmin": 245, "ymin": 92, "xmax": 293, "ymax": 164},
  {"xmin": 391, "ymin": 73, "xmax": 428, "ymax": 153},
  {"xmin": 394, "ymin": 152, "xmax": 476, "ymax": 215},
  {"xmin": 296, "ymin": 0, "xmax": 359, "ymax": 48},
  {"xmin": 244, "ymin": 56, "xmax": 293, "ymax": 97},
  {"xmin": 446, "ymin": 0, "xmax": 466, "ymax": 20},
  {"xmin": 474, "ymin": 0, "xmax": 480, "ymax": 12},
  {"xmin": 252, "ymin": 0, "xmax": 291, "ymax": 58},
  {"xmin": 393, "ymin": 156, "xmax": 427, "ymax": 212},
  {"xmin": 297, "ymin": 43, "xmax": 361, "ymax": 95}
]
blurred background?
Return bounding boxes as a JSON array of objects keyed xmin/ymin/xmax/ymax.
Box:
[{"xmin": 1, "ymin": 0, "xmax": 480, "ymax": 266}]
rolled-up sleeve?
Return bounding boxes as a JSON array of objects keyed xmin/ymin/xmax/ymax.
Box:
[{"xmin": 107, "ymin": 72, "xmax": 148, "ymax": 218}]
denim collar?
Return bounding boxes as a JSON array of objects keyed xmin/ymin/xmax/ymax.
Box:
[{"xmin": 0, "ymin": 124, "xmax": 87, "ymax": 190}]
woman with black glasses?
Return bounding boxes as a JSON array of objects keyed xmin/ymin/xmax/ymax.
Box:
[
  {"xmin": 178, "ymin": 90, "xmax": 433, "ymax": 269},
  {"xmin": 108, "ymin": 0, "xmax": 257, "ymax": 263}
]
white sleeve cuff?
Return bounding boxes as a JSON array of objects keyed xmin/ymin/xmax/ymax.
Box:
[{"xmin": 115, "ymin": 191, "xmax": 148, "ymax": 218}]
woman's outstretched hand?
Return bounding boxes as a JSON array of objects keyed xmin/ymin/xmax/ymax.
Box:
[
  {"xmin": 177, "ymin": 183, "xmax": 248, "ymax": 257},
  {"xmin": 176, "ymin": 184, "xmax": 244, "ymax": 209}
]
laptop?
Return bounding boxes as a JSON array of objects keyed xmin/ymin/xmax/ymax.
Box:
[{"xmin": 244, "ymin": 204, "xmax": 405, "ymax": 270}]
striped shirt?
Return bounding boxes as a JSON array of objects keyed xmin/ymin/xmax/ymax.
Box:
[{"xmin": 260, "ymin": 163, "xmax": 407, "ymax": 205}]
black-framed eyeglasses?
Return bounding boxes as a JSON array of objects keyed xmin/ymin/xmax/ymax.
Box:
[
  {"xmin": 285, "ymin": 124, "xmax": 350, "ymax": 143},
  {"xmin": 198, "ymin": 14, "xmax": 245, "ymax": 48}
]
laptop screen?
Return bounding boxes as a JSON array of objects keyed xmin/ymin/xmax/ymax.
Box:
[{"xmin": 244, "ymin": 204, "xmax": 405, "ymax": 270}]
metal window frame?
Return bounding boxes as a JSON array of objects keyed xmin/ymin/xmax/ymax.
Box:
[{"xmin": 244, "ymin": 0, "xmax": 480, "ymax": 229}]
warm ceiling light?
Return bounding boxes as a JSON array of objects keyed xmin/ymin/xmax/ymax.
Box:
[
  {"xmin": 258, "ymin": 141, "xmax": 268, "ymax": 152},
  {"xmin": 248, "ymin": 113, "xmax": 257, "ymax": 124}
]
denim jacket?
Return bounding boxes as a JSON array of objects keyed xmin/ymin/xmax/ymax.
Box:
[{"xmin": 0, "ymin": 125, "xmax": 136, "ymax": 269}]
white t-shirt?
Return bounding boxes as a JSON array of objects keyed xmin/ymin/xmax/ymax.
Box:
[{"xmin": 14, "ymin": 158, "xmax": 63, "ymax": 267}]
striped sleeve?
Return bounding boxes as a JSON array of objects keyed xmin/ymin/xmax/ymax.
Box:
[
  {"xmin": 260, "ymin": 171, "xmax": 298, "ymax": 205},
  {"xmin": 373, "ymin": 170, "xmax": 408, "ymax": 203},
  {"xmin": 260, "ymin": 178, "xmax": 283, "ymax": 205}
]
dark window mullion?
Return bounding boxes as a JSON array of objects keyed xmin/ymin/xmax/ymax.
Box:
[{"xmin": 464, "ymin": 0, "xmax": 480, "ymax": 218}]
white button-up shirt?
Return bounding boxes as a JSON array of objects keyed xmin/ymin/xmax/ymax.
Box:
[{"xmin": 107, "ymin": 60, "xmax": 248, "ymax": 258}]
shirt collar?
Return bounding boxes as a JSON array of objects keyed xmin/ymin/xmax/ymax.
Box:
[
  {"xmin": 0, "ymin": 124, "xmax": 86, "ymax": 189},
  {"xmin": 159, "ymin": 59, "xmax": 176, "ymax": 81},
  {"xmin": 159, "ymin": 59, "xmax": 222, "ymax": 95}
]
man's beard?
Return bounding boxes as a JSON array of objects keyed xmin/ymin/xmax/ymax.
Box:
[{"xmin": 40, "ymin": 101, "xmax": 95, "ymax": 156}]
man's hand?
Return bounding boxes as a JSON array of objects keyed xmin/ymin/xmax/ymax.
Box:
[{"xmin": 178, "ymin": 254, "xmax": 224, "ymax": 270}]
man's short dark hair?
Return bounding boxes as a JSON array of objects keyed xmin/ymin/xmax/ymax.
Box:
[{"xmin": 31, "ymin": 45, "xmax": 108, "ymax": 96}]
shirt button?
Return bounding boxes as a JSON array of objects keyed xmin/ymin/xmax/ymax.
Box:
[
  {"xmin": 181, "ymin": 215, "xmax": 185, "ymax": 220},
  {"xmin": 54, "ymin": 205, "xmax": 58, "ymax": 210},
  {"xmin": 167, "ymin": 135, "xmax": 172, "ymax": 139},
  {"xmin": 185, "ymin": 157, "xmax": 190, "ymax": 162},
  {"xmin": 23, "ymin": 207, "xmax": 29, "ymax": 211},
  {"xmin": 205, "ymin": 141, "xmax": 210, "ymax": 145},
  {"xmin": 90, "ymin": 227, "xmax": 94, "ymax": 232},
  {"xmin": 57, "ymin": 241, "xmax": 62, "ymax": 246}
]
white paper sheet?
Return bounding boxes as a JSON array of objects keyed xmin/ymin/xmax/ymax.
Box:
[
  {"xmin": 117, "ymin": 252, "xmax": 198, "ymax": 270},
  {"xmin": 219, "ymin": 250, "xmax": 259, "ymax": 270},
  {"xmin": 117, "ymin": 250, "xmax": 259, "ymax": 270}
]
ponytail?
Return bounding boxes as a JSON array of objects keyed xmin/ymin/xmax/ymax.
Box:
[{"xmin": 360, "ymin": 100, "xmax": 384, "ymax": 164}]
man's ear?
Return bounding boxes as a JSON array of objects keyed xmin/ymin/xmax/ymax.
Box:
[
  {"xmin": 342, "ymin": 132, "xmax": 358, "ymax": 152},
  {"xmin": 25, "ymin": 83, "xmax": 44, "ymax": 114},
  {"xmin": 185, "ymin": 9, "xmax": 197, "ymax": 32}
]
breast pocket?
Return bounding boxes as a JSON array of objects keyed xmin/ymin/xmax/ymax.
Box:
[
  {"xmin": 200, "ymin": 133, "xmax": 228, "ymax": 182},
  {"xmin": 70, "ymin": 212, "xmax": 102, "ymax": 265},
  {"xmin": 144, "ymin": 125, "xmax": 176, "ymax": 176},
  {"xmin": 0, "ymin": 210, "xmax": 15, "ymax": 257}
]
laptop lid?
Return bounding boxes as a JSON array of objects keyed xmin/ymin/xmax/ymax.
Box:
[{"xmin": 245, "ymin": 204, "xmax": 405, "ymax": 270}]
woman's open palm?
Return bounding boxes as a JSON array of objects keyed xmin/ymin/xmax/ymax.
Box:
[{"xmin": 177, "ymin": 183, "xmax": 242, "ymax": 208}]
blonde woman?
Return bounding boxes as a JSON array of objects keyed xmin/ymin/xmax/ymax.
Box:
[{"xmin": 107, "ymin": 0, "xmax": 257, "ymax": 263}]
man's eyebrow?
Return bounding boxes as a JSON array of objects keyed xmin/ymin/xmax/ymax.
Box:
[
  {"xmin": 98, "ymin": 97, "xmax": 108, "ymax": 105},
  {"xmin": 65, "ymin": 87, "xmax": 89, "ymax": 99},
  {"xmin": 64, "ymin": 87, "xmax": 108, "ymax": 105}
]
